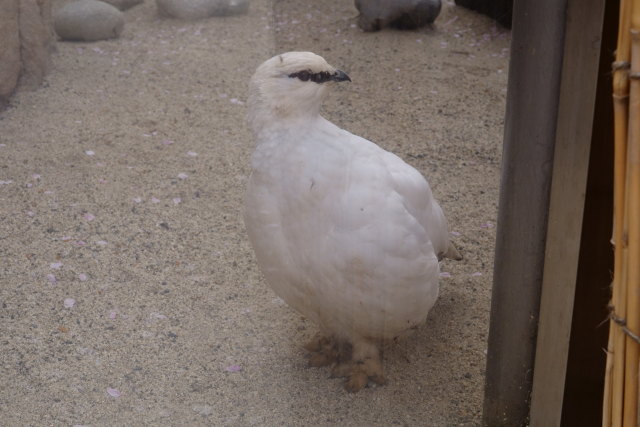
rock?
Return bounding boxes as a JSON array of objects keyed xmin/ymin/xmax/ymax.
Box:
[
  {"xmin": 100, "ymin": 0, "xmax": 143, "ymax": 11},
  {"xmin": 54, "ymin": 0, "xmax": 124, "ymax": 42},
  {"xmin": 0, "ymin": 0, "xmax": 21, "ymax": 104},
  {"xmin": 0, "ymin": 0, "xmax": 55, "ymax": 107},
  {"xmin": 156, "ymin": 0, "xmax": 249, "ymax": 20},
  {"xmin": 19, "ymin": 0, "xmax": 55, "ymax": 86},
  {"xmin": 355, "ymin": 0, "xmax": 441, "ymax": 32}
]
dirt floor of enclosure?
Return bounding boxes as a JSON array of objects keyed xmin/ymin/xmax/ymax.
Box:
[{"xmin": 0, "ymin": 0, "xmax": 509, "ymax": 424}]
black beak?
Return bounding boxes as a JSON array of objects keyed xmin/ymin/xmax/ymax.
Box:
[{"xmin": 331, "ymin": 70, "xmax": 351, "ymax": 82}]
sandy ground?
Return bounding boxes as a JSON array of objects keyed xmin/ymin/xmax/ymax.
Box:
[{"xmin": 0, "ymin": 0, "xmax": 509, "ymax": 425}]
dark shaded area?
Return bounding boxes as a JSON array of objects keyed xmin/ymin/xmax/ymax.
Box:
[
  {"xmin": 455, "ymin": 0, "xmax": 513, "ymax": 28},
  {"xmin": 559, "ymin": 0, "xmax": 617, "ymax": 424}
]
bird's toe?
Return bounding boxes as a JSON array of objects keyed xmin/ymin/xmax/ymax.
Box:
[
  {"xmin": 330, "ymin": 361, "xmax": 351, "ymax": 378},
  {"xmin": 345, "ymin": 370, "xmax": 369, "ymax": 393},
  {"xmin": 308, "ymin": 351, "xmax": 335, "ymax": 367}
]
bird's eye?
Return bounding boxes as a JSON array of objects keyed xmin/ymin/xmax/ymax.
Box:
[
  {"xmin": 288, "ymin": 70, "xmax": 314, "ymax": 82},
  {"xmin": 311, "ymin": 72, "xmax": 329, "ymax": 83},
  {"xmin": 298, "ymin": 71, "xmax": 310, "ymax": 81},
  {"xmin": 288, "ymin": 70, "xmax": 331, "ymax": 84}
]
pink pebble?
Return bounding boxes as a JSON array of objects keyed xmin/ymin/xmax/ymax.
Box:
[{"xmin": 106, "ymin": 387, "xmax": 121, "ymax": 397}]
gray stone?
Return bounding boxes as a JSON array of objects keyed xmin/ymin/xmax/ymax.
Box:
[
  {"xmin": 355, "ymin": 0, "xmax": 441, "ymax": 31},
  {"xmin": 0, "ymin": 0, "xmax": 54, "ymax": 107},
  {"xmin": 0, "ymin": 0, "xmax": 21, "ymax": 104},
  {"xmin": 54, "ymin": 0, "xmax": 124, "ymax": 42},
  {"xmin": 156, "ymin": 0, "xmax": 249, "ymax": 20},
  {"xmin": 19, "ymin": 0, "xmax": 55, "ymax": 86},
  {"xmin": 101, "ymin": 0, "xmax": 143, "ymax": 11}
]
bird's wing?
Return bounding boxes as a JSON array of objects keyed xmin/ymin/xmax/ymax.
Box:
[
  {"xmin": 378, "ymin": 150, "xmax": 451, "ymax": 258},
  {"xmin": 305, "ymin": 120, "xmax": 450, "ymax": 262}
]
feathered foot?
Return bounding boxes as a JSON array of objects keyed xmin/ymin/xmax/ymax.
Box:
[
  {"xmin": 304, "ymin": 335, "xmax": 385, "ymax": 392},
  {"xmin": 343, "ymin": 339, "xmax": 385, "ymax": 393},
  {"xmin": 304, "ymin": 335, "xmax": 338, "ymax": 367}
]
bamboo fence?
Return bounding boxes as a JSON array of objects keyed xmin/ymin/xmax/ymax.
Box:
[{"xmin": 603, "ymin": 0, "xmax": 640, "ymax": 425}]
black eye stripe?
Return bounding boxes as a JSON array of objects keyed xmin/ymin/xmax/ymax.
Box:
[{"xmin": 288, "ymin": 70, "xmax": 333, "ymax": 84}]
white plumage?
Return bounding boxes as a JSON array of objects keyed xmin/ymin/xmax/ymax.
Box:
[{"xmin": 244, "ymin": 52, "xmax": 461, "ymax": 392}]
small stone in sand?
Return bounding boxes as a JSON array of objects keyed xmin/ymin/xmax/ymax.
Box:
[
  {"xmin": 355, "ymin": 0, "xmax": 441, "ymax": 32},
  {"xmin": 54, "ymin": 0, "xmax": 124, "ymax": 42},
  {"xmin": 101, "ymin": 0, "xmax": 144, "ymax": 10},
  {"xmin": 156, "ymin": 0, "xmax": 249, "ymax": 20}
]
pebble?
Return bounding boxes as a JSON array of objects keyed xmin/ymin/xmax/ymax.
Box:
[
  {"xmin": 192, "ymin": 404, "xmax": 213, "ymax": 416},
  {"xmin": 156, "ymin": 0, "xmax": 249, "ymax": 20},
  {"xmin": 355, "ymin": 0, "xmax": 441, "ymax": 31},
  {"xmin": 100, "ymin": 0, "xmax": 144, "ymax": 10},
  {"xmin": 54, "ymin": 0, "xmax": 124, "ymax": 42}
]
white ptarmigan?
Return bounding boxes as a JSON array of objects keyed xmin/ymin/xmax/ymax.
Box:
[{"xmin": 244, "ymin": 52, "xmax": 461, "ymax": 392}]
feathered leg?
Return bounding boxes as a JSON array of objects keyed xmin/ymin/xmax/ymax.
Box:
[
  {"xmin": 304, "ymin": 335, "xmax": 338, "ymax": 367},
  {"xmin": 305, "ymin": 335, "xmax": 385, "ymax": 392},
  {"xmin": 344, "ymin": 339, "xmax": 385, "ymax": 392}
]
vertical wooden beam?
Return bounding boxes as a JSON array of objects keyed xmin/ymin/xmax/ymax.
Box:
[
  {"xmin": 529, "ymin": 0, "xmax": 607, "ymax": 425},
  {"xmin": 561, "ymin": 1, "xmax": 616, "ymax": 423},
  {"xmin": 482, "ymin": 0, "xmax": 567, "ymax": 425},
  {"xmin": 560, "ymin": 1, "xmax": 616, "ymax": 417}
]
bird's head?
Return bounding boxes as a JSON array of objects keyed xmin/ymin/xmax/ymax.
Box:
[{"xmin": 247, "ymin": 52, "xmax": 351, "ymax": 135}]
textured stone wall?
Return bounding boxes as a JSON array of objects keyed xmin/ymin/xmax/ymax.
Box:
[{"xmin": 0, "ymin": 0, "xmax": 55, "ymax": 107}]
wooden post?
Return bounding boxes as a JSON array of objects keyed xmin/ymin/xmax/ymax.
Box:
[
  {"xmin": 529, "ymin": 0, "xmax": 606, "ymax": 424},
  {"xmin": 482, "ymin": 0, "xmax": 568, "ymax": 425}
]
